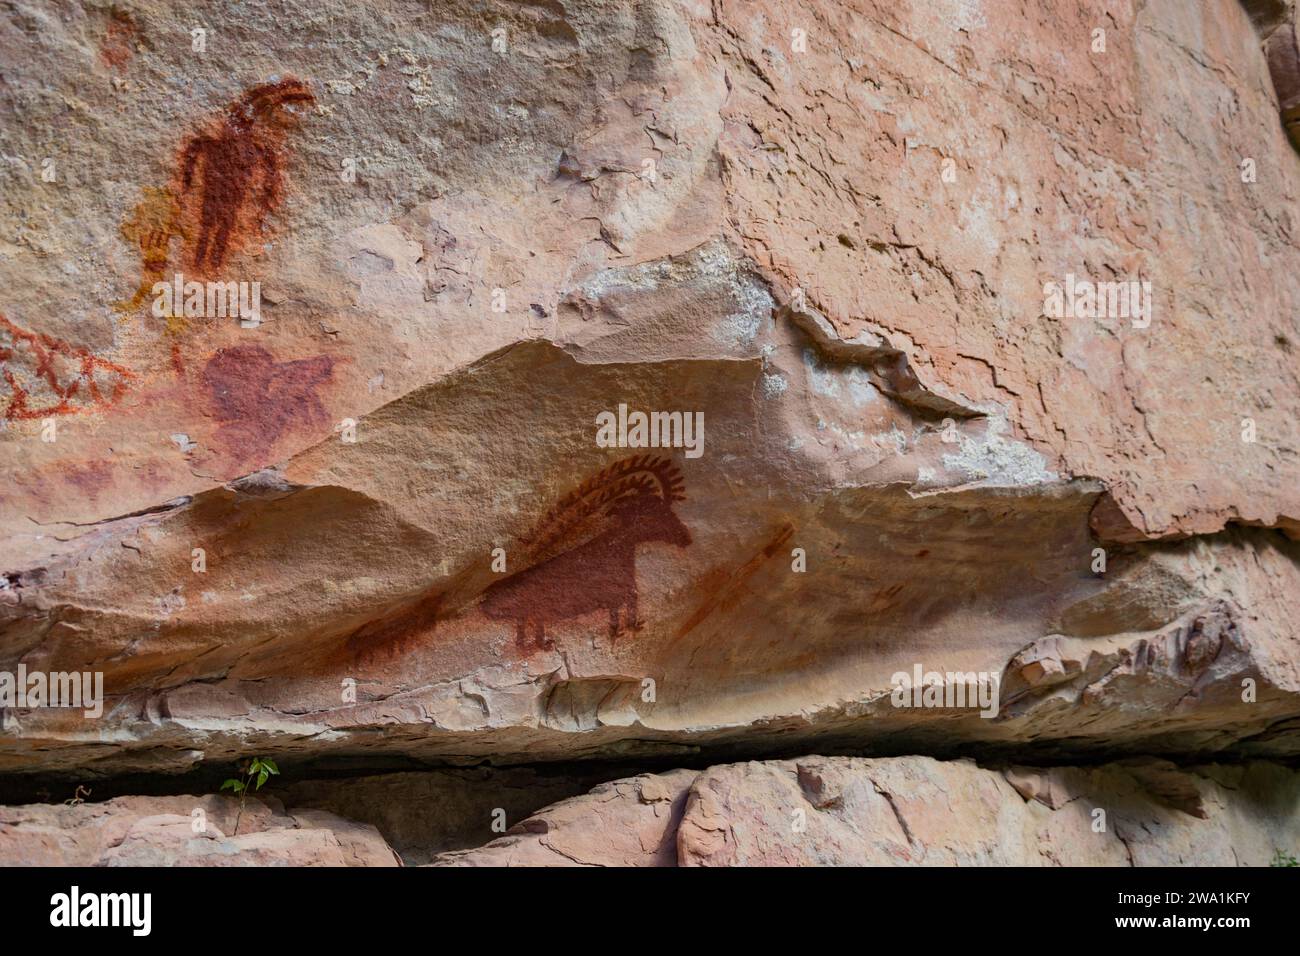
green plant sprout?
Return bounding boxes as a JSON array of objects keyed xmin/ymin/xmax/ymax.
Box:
[{"xmin": 220, "ymin": 757, "xmax": 279, "ymax": 836}]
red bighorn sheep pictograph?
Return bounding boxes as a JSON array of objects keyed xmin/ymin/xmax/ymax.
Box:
[{"xmin": 481, "ymin": 455, "xmax": 692, "ymax": 651}]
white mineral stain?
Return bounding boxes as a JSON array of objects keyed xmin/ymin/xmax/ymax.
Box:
[
  {"xmin": 803, "ymin": 348, "xmax": 840, "ymax": 397},
  {"xmin": 942, "ymin": 415, "xmax": 1057, "ymax": 485},
  {"xmin": 846, "ymin": 367, "xmax": 878, "ymax": 405},
  {"xmin": 762, "ymin": 372, "xmax": 788, "ymax": 398}
]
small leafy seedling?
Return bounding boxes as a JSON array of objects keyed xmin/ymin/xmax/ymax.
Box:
[
  {"xmin": 220, "ymin": 757, "xmax": 279, "ymax": 836},
  {"xmin": 1270, "ymin": 849, "xmax": 1298, "ymax": 867}
]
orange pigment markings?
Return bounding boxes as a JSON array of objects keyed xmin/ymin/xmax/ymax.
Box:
[
  {"xmin": 99, "ymin": 13, "xmax": 138, "ymax": 71},
  {"xmin": 0, "ymin": 314, "xmax": 136, "ymax": 420}
]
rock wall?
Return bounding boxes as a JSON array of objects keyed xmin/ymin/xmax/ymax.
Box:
[
  {"xmin": 0, "ymin": 0, "xmax": 1297, "ymax": 865},
  {"xmin": 432, "ymin": 757, "xmax": 1300, "ymax": 867},
  {"xmin": 0, "ymin": 793, "xmax": 399, "ymax": 866}
]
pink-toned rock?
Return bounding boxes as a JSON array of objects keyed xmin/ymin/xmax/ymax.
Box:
[
  {"xmin": 1253, "ymin": 0, "xmax": 1300, "ymax": 146},
  {"xmin": 0, "ymin": 795, "xmax": 399, "ymax": 867},
  {"xmin": 430, "ymin": 769, "xmax": 698, "ymax": 867},
  {"xmin": 281, "ymin": 765, "xmax": 631, "ymax": 864},
  {"xmin": 434, "ymin": 756, "xmax": 1300, "ymax": 866}
]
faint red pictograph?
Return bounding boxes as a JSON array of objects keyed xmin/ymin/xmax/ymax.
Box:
[
  {"xmin": 0, "ymin": 314, "xmax": 135, "ymax": 421},
  {"xmin": 201, "ymin": 344, "xmax": 334, "ymax": 464},
  {"xmin": 178, "ymin": 77, "xmax": 316, "ymax": 274},
  {"xmin": 98, "ymin": 11, "xmax": 138, "ymax": 71},
  {"xmin": 481, "ymin": 455, "xmax": 692, "ymax": 651}
]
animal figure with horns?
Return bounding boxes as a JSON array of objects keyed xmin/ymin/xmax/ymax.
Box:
[{"xmin": 481, "ymin": 455, "xmax": 691, "ymax": 651}]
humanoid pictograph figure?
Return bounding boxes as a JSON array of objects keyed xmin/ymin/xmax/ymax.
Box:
[{"xmin": 179, "ymin": 78, "xmax": 315, "ymax": 272}]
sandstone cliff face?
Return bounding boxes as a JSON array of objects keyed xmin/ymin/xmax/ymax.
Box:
[
  {"xmin": 431, "ymin": 757, "xmax": 1300, "ymax": 867},
  {"xmin": 0, "ymin": 0, "xmax": 1297, "ymax": 866}
]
